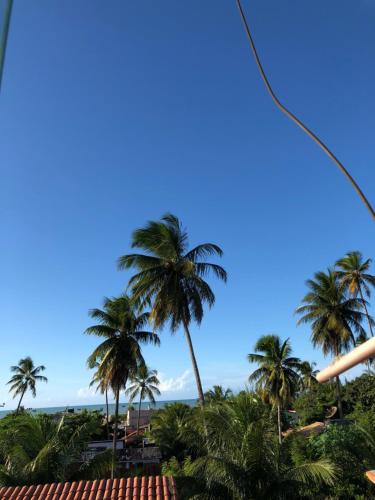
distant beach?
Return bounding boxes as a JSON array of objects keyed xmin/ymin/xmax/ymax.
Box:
[{"xmin": 0, "ymin": 399, "xmax": 197, "ymax": 419}]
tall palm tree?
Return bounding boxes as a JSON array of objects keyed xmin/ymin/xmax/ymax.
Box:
[
  {"xmin": 204, "ymin": 385, "xmax": 233, "ymax": 403},
  {"xmin": 296, "ymin": 269, "xmax": 366, "ymax": 419},
  {"xmin": 125, "ymin": 365, "xmax": 160, "ymax": 434},
  {"xmin": 118, "ymin": 213, "xmax": 227, "ymax": 406},
  {"xmin": 85, "ymin": 294, "xmax": 160, "ymax": 478},
  {"xmin": 7, "ymin": 357, "xmax": 47, "ymax": 413},
  {"xmin": 336, "ymin": 251, "xmax": 375, "ymax": 337},
  {"xmin": 89, "ymin": 362, "xmax": 110, "ymax": 440},
  {"xmin": 248, "ymin": 335, "xmax": 301, "ymax": 443},
  {"xmin": 299, "ymin": 361, "xmax": 318, "ymax": 391}
]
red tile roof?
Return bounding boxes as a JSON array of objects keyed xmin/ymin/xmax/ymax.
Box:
[{"xmin": 0, "ymin": 476, "xmax": 178, "ymax": 499}]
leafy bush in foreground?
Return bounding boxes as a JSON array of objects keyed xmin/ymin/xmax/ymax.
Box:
[
  {"xmin": 0, "ymin": 412, "xmax": 111, "ymax": 486},
  {"xmin": 308, "ymin": 424, "xmax": 375, "ymax": 499}
]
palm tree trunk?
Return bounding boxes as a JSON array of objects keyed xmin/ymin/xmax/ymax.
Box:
[
  {"xmin": 359, "ymin": 285, "xmax": 374, "ymax": 337},
  {"xmin": 277, "ymin": 403, "xmax": 282, "ymax": 444},
  {"xmin": 137, "ymin": 390, "xmax": 142, "ymax": 435},
  {"xmin": 17, "ymin": 386, "xmax": 27, "ymax": 413},
  {"xmin": 335, "ymin": 376, "xmax": 343, "ymax": 419},
  {"xmin": 105, "ymin": 388, "xmax": 110, "ymax": 440},
  {"xmin": 183, "ymin": 321, "xmax": 205, "ymax": 406},
  {"xmin": 235, "ymin": 0, "xmax": 375, "ymax": 221},
  {"xmin": 111, "ymin": 387, "xmax": 120, "ymax": 479},
  {"xmin": 333, "ymin": 344, "xmax": 344, "ymax": 419}
]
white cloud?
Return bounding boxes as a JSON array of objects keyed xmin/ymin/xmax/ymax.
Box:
[
  {"xmin": 77, "ymin": 387, "xmax": 97, "ymax": 400},
  {"xmin": 158, "ymin": 370, "xmax": 192, "ymax": 393}
]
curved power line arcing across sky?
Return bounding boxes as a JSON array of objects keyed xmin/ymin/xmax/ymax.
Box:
[{"xmin": 236, "ymin": 0, "xmax": 375, "ymax": 221}]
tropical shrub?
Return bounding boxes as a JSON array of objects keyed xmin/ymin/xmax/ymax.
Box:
[
  {"xmin": 0, "ymin": 412, "xmax": 111, "ymax": 486},
  {"xmin": 342, "ymin": 373, "xmax": 375, "ymax": 414},
  {"xmin": 308, "ymin": 424, "xmax": 375, "ymax": 499},
  {"xmin": 162, "ymin": 393, "xmax": 336, "ymax": 499},
  {"xmin": 148, "ymin": 403, "xmax": 196, "ymax": 461},
  {"xmin": 293, "ymin": 382, "xmax": 336, "ymax": 425}
]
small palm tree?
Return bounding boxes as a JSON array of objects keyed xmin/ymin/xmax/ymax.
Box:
[
  {"xmin": 90, "ymin": 361, "xmax": 110, "ymax": 439},
  {"xmin": 336, "ymin": 251, "xmax": 375, "ymax": 337},
  {"xmin": 296, "ymin": 269, "xmax": 366, "ymax": 418},
  {"xmin": 299, "ymin": 361, "xmax": 318, "ymax": 391},
  {"xmin": 248, "ymin": 335, "xmax": 301, "ymax": 443},
  {"xmin": 7, "ymin": 357, "xmax": 47, "ymax": 413},
  {"xmin": 118, "ymin": 213, "xmax": 227, "ymax": 406},
  {"xmin": 204, "ymin": 385, "xmax": 233, "ymax": 402},
  {"xmin": 125, "ymin": 365, "xmax": 160, "ymax": 434},
  {"xmin": 148, "ymin": 403, "xmax": 195, "ymax": 461},
  {"xmin": 85, "ymin": 294, "xmax": 160, "ymax": 477}
]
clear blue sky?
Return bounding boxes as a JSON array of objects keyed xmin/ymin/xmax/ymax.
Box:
[{"xmin": 1, "ymin": 0, "xmax": 374, "ymax": 409}]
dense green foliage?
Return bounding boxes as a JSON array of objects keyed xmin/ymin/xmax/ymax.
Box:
[
  {"xmin": 0, "ymin": 411, "xmax": 111, "ymax": 486},
  {"xmin": 2, "ymin": 374, "xmax": 375, "ymax": 498},
  {"xmin": 308, "ymin": 425, "xmax": 374, "ymax": 498},
  {"xmin": 290, "ymin": 421, "xmax": 375, "ymax": 499},
  {"xmin": 342, "ymin": 373, "xmax": 375, "ymax": 437},
  {"xmin": 343, "ymin": 373, "xmax": 375, "ymax": 415},
  {"xmin": 293, "ymin": 382, "xmax": 336, "ymax": 425},
  {"xmin": 148, "ymin": 403, "xmax": 195, "ymax": 462},
  {"xmin": 149, "ymin": 382, "xmax": 375, "ymax": 499},
  {"xmin": 159, "ymin": 393, "xmax": 337, "ymax": 499}
]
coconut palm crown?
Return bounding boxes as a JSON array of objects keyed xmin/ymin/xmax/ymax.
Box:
[
  {"xmin": 126, "ymin": 365, "xmax": 161, "ymax": 433},
  {"xmin": 336, "ymin": 251, "xmax": 375, "ymax": 337},
  {"xmin": 118, "ymin": 213, "xmax": 227, "ymax": 405},
  {"xmin": 296, "ymin": 270, "xmax": 367, "ymax": 356},
  {"xmin": 204, "ymin": 385, "xmax": 233, "ymax": 403},
  {"xmin": 296, "ymin": 269, "xmax": 366, "ymax": 418},
  {"xmin": 7, "ymin": 357, "xmax": 47, "ymax": 412},
  {"xmin": 86, "ymin": 295, "xmax": 160, "ymax": 391},
  {"xmin": 248, "ymin": 335, "xmax": 301, "ymax": 443},
  {"xmin": 299, "ymin": 361, "xmax": 318, "ymax": 391},
  {"xmin": 85, "ymin": 294, "xmax": 160, "ymax": 477}
]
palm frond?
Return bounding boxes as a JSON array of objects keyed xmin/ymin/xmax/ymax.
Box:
[
  {"xmin": 286, "ymin": 459, "xmax": 337, "ymax": 487},
  {"xmin": 84, "ymin": 325, "xmax": 117, "ymax": 338},
  {"xmin": 185, "ymin": 243, "xmax": 224, "ymax": 261}
]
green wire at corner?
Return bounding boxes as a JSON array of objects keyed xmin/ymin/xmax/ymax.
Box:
[{"xmin": 0, "ymin": 0, "xmax": 14, "ymax": 93}]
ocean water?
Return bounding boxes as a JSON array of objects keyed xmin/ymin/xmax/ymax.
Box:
[{"xmin": 0, "ymin": 399, "xmax": 197, "ymax": 419}]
